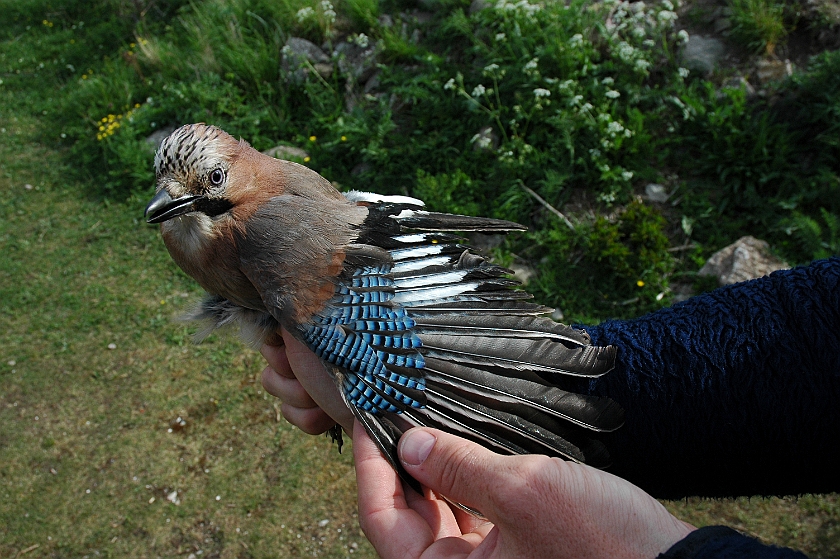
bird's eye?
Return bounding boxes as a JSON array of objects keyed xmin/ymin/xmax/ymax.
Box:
[{"xmin": 209, "ymin": 168, "xmax": 225, "ymax": 186}]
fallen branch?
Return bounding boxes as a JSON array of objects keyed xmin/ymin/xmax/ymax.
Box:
[{"xmin": 519, "ymin": 183, "xmax": 575, "ymax": 231}]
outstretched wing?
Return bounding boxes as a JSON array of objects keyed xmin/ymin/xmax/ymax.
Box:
[{"xmin": 296, "ymin": 192, "xmax": 623, "ymax": 489}]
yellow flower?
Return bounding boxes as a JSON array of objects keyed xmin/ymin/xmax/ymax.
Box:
[
  {"xmin": 636, "ymin": 280, "xmax": 645, "ymax": 287},
  {"xmin": 98, "ymin": 125, "xmax": 104, "ymax": 131},
  {"xmin": 134, "ymin": 103, "xmax": 141, "ymax": 108},
  {"xmin": 309, "ymin": 135, "xmax": 316, "ymax": 142},
  {"xmin": 341, "ymin": 135, "xmax": 347, "ymax": 141},
  {"xmin": 130, "ymin": 42, "xmax": 136, "ymax": 48},
  {"xmin": 82, "ymin": 75, "xmax": 87, "ymax": 80},
  {"xmin": 304, "ymin": 156, "xmax": 311, "ymax": 162}
]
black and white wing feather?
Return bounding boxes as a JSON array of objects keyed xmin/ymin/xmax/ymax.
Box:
[{"xmin": 298, "ymin": 192, "xmax": 623, "ymax": 490}]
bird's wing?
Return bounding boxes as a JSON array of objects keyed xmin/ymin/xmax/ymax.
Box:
[{"xmin": 296, "ymin": 194, "xmax": 623, "ymax": 489}]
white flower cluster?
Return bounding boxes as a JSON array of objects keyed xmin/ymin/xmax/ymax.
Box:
[
  {"xmin": 295, "ymin": 7, "xmax": 315, "ymax": 22},
  {"xmin": 295, "ymin": 1, "xmax": 336, "ymax": 25},
  {"xmin": 601, "ymin": 0, "xmax": 682, "ymax": 75},
  {"xmin": 494, "ymin": 0, "xmax": 542, "ymax": 18},
  {"xmin": 321, "ymin": 0, "xmax": 337, "ymax": 23},
  {"xmin": 353, "ymin": 33, "xmax": 370, "ymax": 48}
]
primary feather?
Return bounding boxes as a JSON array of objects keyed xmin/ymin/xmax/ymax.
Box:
[{"xmin": 146, "ymin": 124, "xmax": 623, "ymax": 491}]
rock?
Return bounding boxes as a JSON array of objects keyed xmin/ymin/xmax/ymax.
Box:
[
  {"xmin": 509, "ymin": 262, "xmax": 536, "ymax": 285},
  {"xmin": 722, "ymin": 75, "xmax": 756, "ymax": 95},
  {"xmin": 681, "ymin": 35, "xmax": 726, "ymax": 76},
  {"xmin": 466, "ymin": 232, "xmax": 505, "ymax": 251},
  {"xmin": 282, "ymin": 37, "xmax": 332, "ymax": 83},
  {"xmin": 470, "ymin": 0, "xmax": 492, "ymax": 13},
  {"xmin": 334, "ymin": 39, "xmax": 380, "ymax": 83},
  {"xmin": 699, "ymin": 236, "xmax": 789, "ymax": 285},
  {"xmin": 755, "ymin": 58, "xmax": 792, "ymax": 85},
  {"xmin": 670, "ymin": 282, "xmax": 695, "ymax": 303},
  {"xmin": 262, "ymin": 145, "xmax": 309, "ymax": 162},
  {"xmin": 284, "ymin": 37, "xmax": 329, "ymax": 64},
  {"xmin": 313, "ymin": 62, "xmax": 333, "ymax": 78},
  {"xmin": 364, "ymin": 71, "xmax": 381, "ymax": 93},
  {"xmin": 145, "ymin": 126, "xmax": 176, "ymax": 150},
  {"xmin": 713, "ymin": 16, "xmax": 731, "ymax": 33},
  {"xmin": 801, "ymin": 0, "xmax": 840, "ymax": 48},
  {"xmin": 645, "ymin": 183, "xmax": 669, "ymax": 203}
]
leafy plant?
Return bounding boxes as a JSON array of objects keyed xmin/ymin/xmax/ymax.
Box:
[{"xmin": 727, "ymin": 0, "xmax": 790, "ymax": 54}]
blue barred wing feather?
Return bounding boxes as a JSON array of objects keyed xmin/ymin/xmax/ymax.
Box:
[{"xmin": 297, "ymin": 193, "xmax": 623, "ymax": 487}]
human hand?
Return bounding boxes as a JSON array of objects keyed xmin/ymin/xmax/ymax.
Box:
[
  {"xmin": 354, "ymin": 423, "xmax": 695, "ymax": 559},
  {"xmin": 260, "ymin": 327, "xmax": 354, "ymax": 435}
]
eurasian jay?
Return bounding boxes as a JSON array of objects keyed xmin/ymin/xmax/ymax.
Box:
[
  {"xmin": 145, "ymin": 123, "xmax": 624, "ymax": 490},
  {"xmin": 146, "ymin": 124, "xmax": 840, "ymax": 501}
]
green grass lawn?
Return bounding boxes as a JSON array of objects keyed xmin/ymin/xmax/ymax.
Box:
[
  {"xmin": 1, "ymin": 1, "xmax": 838, "ymax": 557},
  {"xmin": 0, "ymin": 90, "xmax": 373, "ymax": 557}
]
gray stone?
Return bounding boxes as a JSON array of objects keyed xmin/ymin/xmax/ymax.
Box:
[
  {"xmin": 699, "ymin": 236, "xmax": 789, "ymax": 285},
  {"xmin": 645, "ymin": 183, "xmax": 669, "ymax": 203},
  {"xmin": 334, "ymin": 40, "xmax": 380, "ymax": 83},
  {"xmin": 284, "ymin": 37, "xmax": 329, "ymax": 64},
  {"xmin": 755, "ymin": 58, "xmax": 792, "ymax": 85},
  {"xmin": 466, "ymin": 232, "xmax": 505, "ymax": 251},
  {"xmin": 509, "ymin": 262, "xmax": 536, "ymax": 285},
  {"xmin": 722, "ymin": 75, "xmax": 756, "ymax": 95},
  {"xmin": 470, "ymin": 0, "xmax": 492, "ymax": 13},
  {"xmin": 262, "ymin": 145, "xmax": 309, "ymax": 162},
  {"xmin": 713, "ymin": 16, "xmax": 731, "ymax": 33},
  {"xmin": 145, "ymin": 126, "xmax": 176, "ymax": 150},
  {"xmin": 670, "ymin": 282, "xmax": 695, "ymax": 303},
  {"xmin": 282, "ymin": 37, "xmax": 332, "ymax": 83},
  {"xmin": 681, "ymin": 35, "xmax": 726, "ymax": 75}
]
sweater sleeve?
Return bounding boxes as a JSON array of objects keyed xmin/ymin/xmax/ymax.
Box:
[
  {"xmin": 658, "ymin": 526, "xmax": 809, "ymax": 559},
  {"xmin": 578, "ymin": 258, "xmax": 840, "ymax": 498}
]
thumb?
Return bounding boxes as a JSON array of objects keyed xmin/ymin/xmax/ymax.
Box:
[{"xmin": 398, "ymin": 427, "xmax": 509, "ymax": 519}]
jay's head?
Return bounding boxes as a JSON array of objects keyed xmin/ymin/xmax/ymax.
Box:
[
  {"xmin": 145, "ymin": 124, "xmax": 240, "ymax": 227},
  {"xmin": 145, "ymin": 124, "xmax": 344, "ymax": 230}
]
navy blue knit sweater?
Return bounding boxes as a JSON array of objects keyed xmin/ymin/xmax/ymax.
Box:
[
  {"xmin": 581, "ymin": 257, "xmax": 840, "ymax": 499},
  {"xmin": 658, "ymin": 527, "xmax": 809, "ymax": 558}
]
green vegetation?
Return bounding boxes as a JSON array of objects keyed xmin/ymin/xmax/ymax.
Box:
[
  {"xmin": 727, "ymin": 0, "xmax": 790, "ymax": 53},
  {"xmin": 1, "ymin": 0, "xmax": 838, "ymax": 557}
]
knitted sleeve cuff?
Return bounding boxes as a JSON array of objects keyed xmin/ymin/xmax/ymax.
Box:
[{"xmin": 658, "ymin": 526, "xmax": 809, "ymax": 559}]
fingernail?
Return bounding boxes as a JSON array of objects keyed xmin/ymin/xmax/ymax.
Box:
[{"xmin": 400, "ymin": 429, "xmax": 436, "ymax": 466}]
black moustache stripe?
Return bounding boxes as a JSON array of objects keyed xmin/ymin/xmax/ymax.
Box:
[{"xmin": 194, "ymin": 197, "xmax": 234, "ymax": 217}]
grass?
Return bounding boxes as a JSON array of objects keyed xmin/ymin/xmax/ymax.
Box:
[
  {"xmin": 1, "ymin": 0, "xmax": 838, "ymax": 557},
  {"xmin": 727, "ymin": 0, "xmax": 789, "ymax": 54},
  {"xmin": 0, "ymin": 77, "xmax": 374, "ymax": 558}
]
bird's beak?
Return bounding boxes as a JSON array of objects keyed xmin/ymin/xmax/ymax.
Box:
[{"xmin": 145, "ymin": 189, "xmax": 204, "ymax": 224}]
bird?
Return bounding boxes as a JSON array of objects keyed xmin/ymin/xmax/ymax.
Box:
[{"xmin": 145, "ymin": 123, "xmax": 624, "ymax": 491}]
